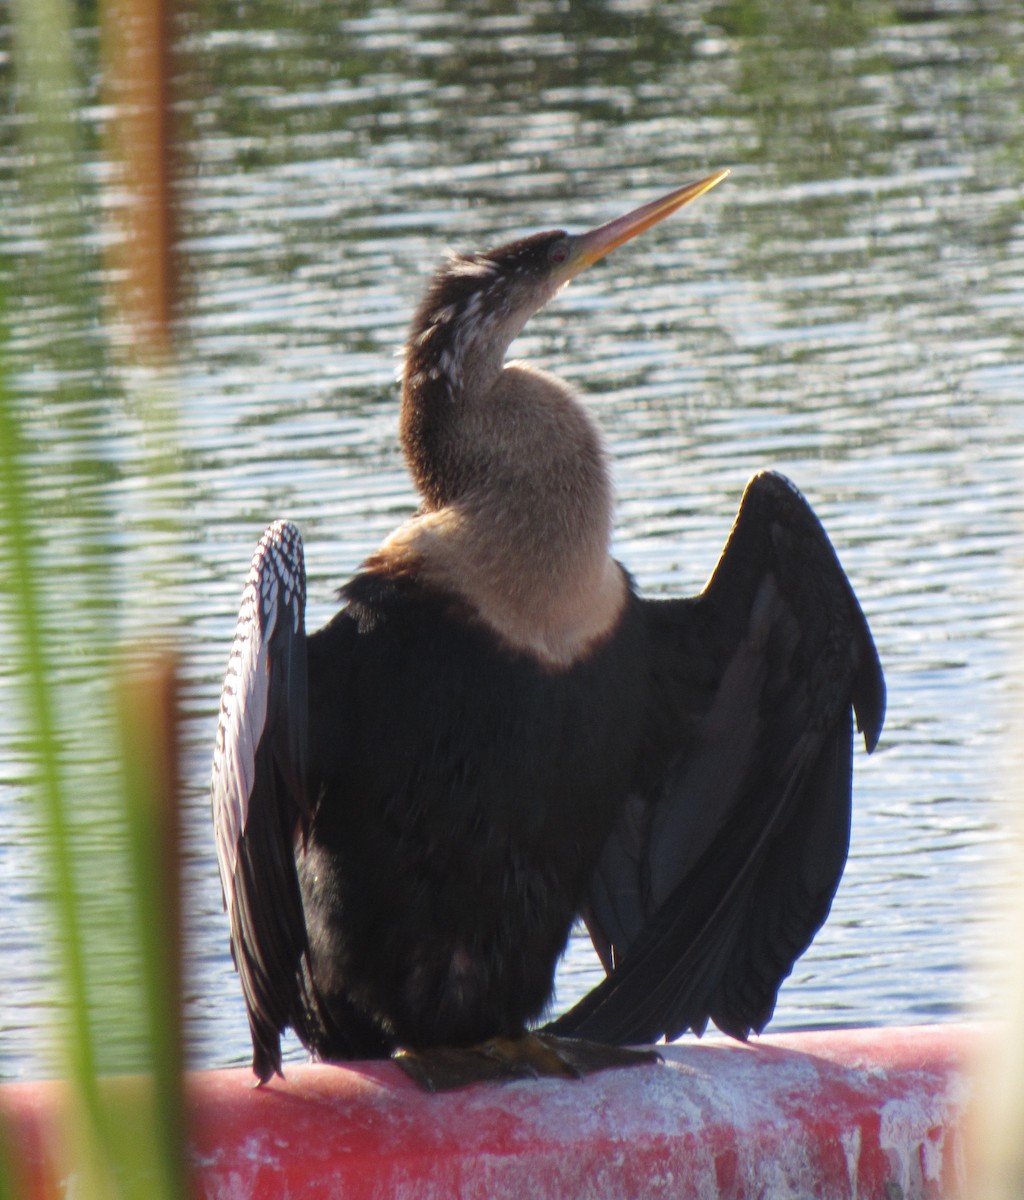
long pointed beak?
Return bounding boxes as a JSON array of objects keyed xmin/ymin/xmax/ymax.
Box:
[{"xmin": 562, "ymin": 169, "xmax": 730, "ymax": 280}]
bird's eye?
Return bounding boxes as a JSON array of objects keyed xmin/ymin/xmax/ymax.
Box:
[{"xmin": 548, "ymin": 240, "xmax": 570, "ymax": 266}]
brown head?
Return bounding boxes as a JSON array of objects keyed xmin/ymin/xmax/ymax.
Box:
[{"xmin": 400, "ymin": 170, "xmax": 730, "ymax": 511}]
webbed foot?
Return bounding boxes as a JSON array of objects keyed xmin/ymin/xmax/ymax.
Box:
[{"xmin": 393, "ymin": 1032, "xmax": 660, "ymax": 1092}]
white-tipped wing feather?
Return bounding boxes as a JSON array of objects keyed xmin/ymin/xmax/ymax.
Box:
[{"xmin": 210, "ymin": 520, "xmax": 310, "ymax": 1081}]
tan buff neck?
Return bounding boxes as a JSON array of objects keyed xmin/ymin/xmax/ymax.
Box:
[
  {"xmin": 373, "ymin": 363, "xmax": 628, "ymax": 669},
  {"xmin": 370, "ymin": 508, "xmax": 627, "ymax": 669}
]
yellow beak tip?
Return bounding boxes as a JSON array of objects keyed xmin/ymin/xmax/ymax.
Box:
[{"xmin": 567, "ymin": 169, "xmax": 730, "ymax": 277}]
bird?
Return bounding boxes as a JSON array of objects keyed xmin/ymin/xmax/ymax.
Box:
[{"xmin": 211, "ymin": 169, "xmax": 885, "ymax": 1091}]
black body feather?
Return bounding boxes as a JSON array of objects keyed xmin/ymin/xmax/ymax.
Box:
[{"xmin": 295, "ymin": 571, "xmax": 647, "ymax": 1056}]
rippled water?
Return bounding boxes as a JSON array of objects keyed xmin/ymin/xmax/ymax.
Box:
[{"xmin": 2, "ymin": 0, "xmax": 1022, "ymax": 1079}]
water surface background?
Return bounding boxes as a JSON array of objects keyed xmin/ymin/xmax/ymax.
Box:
[{"xmin": 1, "ymin": 0, "xmax": 1022, "ymax": 1079}]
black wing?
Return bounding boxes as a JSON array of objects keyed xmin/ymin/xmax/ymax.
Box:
[
  {"xmin": 549, "ymin": 471, "xmax": 885, "ymax": 1045},
  {"xmin": 211, "ymin": 520, "xmax": 310, "ymax": 1081}
]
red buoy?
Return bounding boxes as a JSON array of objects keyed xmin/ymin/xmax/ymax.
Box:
[{"xmin": 0, "ymin": 1025, "xmax": 974, "ymax": 1199}]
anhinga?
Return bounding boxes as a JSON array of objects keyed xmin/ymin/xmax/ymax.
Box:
[{"xmin": 212, "ymin": 170, "xmax": 885, "ymax": 1091}]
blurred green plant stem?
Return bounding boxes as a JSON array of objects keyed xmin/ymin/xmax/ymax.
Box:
[{"xmin": 2, "ymin": 0, "xmax": 188, "ymax": 1195}]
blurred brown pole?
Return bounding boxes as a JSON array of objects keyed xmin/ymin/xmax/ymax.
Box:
[
  {"xmin": 115, "ymin": 652, "xmax": 191, "ymax": 1200},
  {"xmin": 102, "ymin": 0, "xmax": 190, "ymax": 1192},
  {"xmin": 116, "ymin": 654, "xmax": 184, "ymax": 1079},
  {"xmin": 103, "ymin": 0, "xmax": 179, "ymax": 363}
]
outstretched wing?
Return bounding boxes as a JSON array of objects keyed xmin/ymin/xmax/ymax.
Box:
[
  {"xmin": 549, "ymin": 471, "xmax": 885, "ymax": 1045},
  {"xmin": 211, "ymin": 520, "xmax": 310, "ymax": 1081}
]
